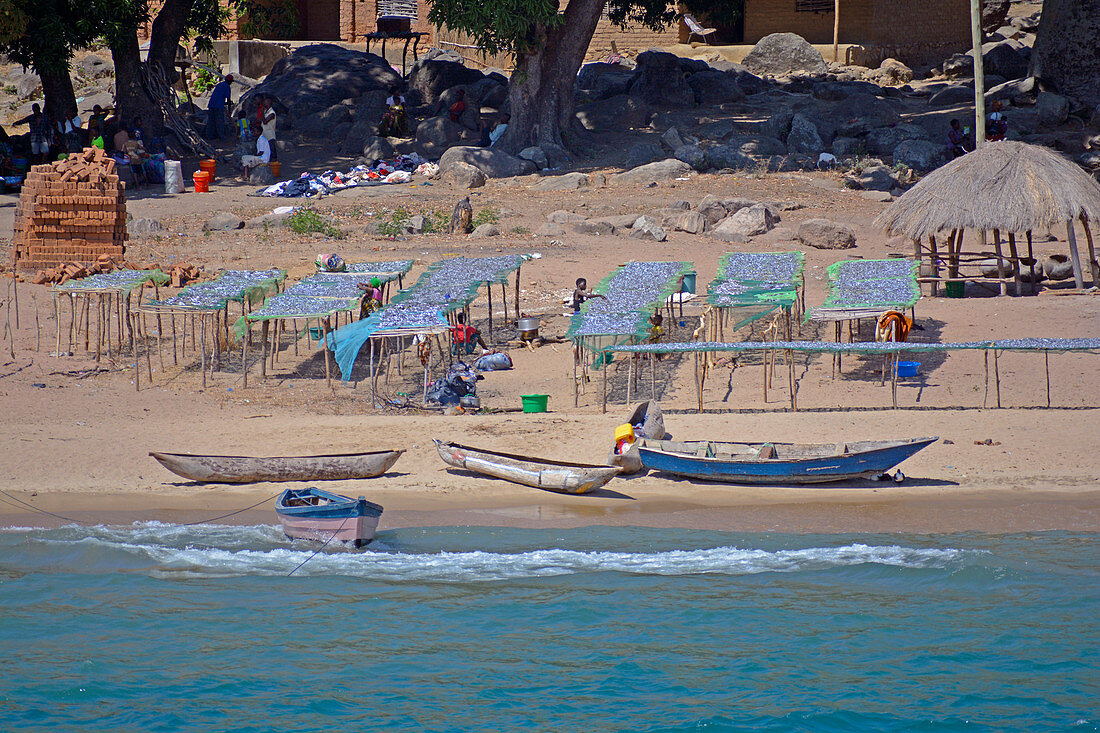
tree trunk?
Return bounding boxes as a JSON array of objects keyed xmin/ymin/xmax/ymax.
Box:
[
  {"xmin": 1031, "ymin": 0, "xmax": 1100, "ymax": 109},
  {"xmin": 496, "ymin": 0, "xmax": 605, "ymax": 154},
  {"xmin": 148, "ymin": 0, "xmax": 192, "ymax": 82},
  {"xmin": 38, "ymin": 65, "xmax": 76, "ymax": 124},
  {"xmin": 110, "ymin": 31, "xmax": 164, "ymax": 134}
]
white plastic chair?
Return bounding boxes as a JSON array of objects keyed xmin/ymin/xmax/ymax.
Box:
[{"xmin": 683, "ymin": 14, "xmax": 717, "ymax": 44}]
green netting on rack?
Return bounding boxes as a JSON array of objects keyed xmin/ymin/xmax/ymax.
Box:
[
  {"xmin": 145, "ymin": 269, "xmax": 286, "ymax": 311},
  {"xmin": 283, "ymin": 278, "xmax": 363, "ymax": 299},
  {"xmin": 598, "ymin": 338, "xmax": 1100, "ymax": 355},
  {"xmin": 54, "ymin": 269, "xmax": 170, "ymax": 293},
  {"xmin": 820, "ymin": 258, "xmax": 919, "ymax": 310},
  {"xmin": 707, "ymin": 252, "xmax": 803, "ymax": 306},
  {"xmin": 329, "ymin": 254, "xmax": 535, "ymax": 380},
  {"xmin": 567, "ymin": 261, "xmax": 693, "ymax": 339}
]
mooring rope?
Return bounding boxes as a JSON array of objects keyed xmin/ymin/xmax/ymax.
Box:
[{"xmin": 287, "ymin": 517, "xmax": 352, "ymax": 577}]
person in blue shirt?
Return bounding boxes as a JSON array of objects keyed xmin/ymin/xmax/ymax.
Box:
[{"xmin": 206, "ymin": 74, "xmax": 233, "ymax": 140}]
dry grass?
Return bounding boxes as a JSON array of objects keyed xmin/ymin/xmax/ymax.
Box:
[{"xmin": 875, "ymin": 141, "xmax": 1100, "ymax": 238}]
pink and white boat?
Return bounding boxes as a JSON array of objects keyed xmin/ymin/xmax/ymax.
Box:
[{"xmin": 275, "ymin": 487, "xmax": 383, "ymax": 547}]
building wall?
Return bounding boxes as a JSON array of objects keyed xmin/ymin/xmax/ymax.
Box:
[
  {"xmin": 586, "ymin": 14, "xmax": 683, "ymax": 60},
  {"xmin": 744, "ymin": 0, "xmax": 875, "ymax": 45}
]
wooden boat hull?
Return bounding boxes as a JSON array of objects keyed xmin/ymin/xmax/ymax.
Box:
[
  {"xmin": 276, "ymin": 488, "xmax": 383, "ymax": 547},
  {"xmin": 434, "ymin": 440, "xmax": 621, "ymax": 494},
  {"xmin": 637, "ymin": 437, "xmax": 937, "ymax": 485},
  {"xmin": 150, "ymin": 450, "xmax": 404, "ymax": 484}
]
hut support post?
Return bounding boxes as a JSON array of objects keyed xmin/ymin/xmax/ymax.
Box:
[
  {"xmin": 1079, "ymin": 216, "xmax": 1097, "ymax": 287},
  {"xmin": 1067, "ymin": 219, "xmax": 1086, "ymax": 290},
  {"xmin": 992, "ymin": 229, "xmax": 1006, "ymax": 295},
  {"xmin": 260, "ymin": 320, "xmax": 269, "ymax": 380},
  {"xmin": 1007, "ymin": 232, "xmax": 1021, "ymax": 295},
  {"xmin": 322, "ymin": 317, "xmax": 332, "ymax": 390},
  {"xmin": 626, "ymin": 353, "xmax": 634, "ymax": 405},
  {"xmin": 242, "ymin": 319, "xmax": 249, "ymax": 388},
  {"xmin": 514, "ymin": 267, "xmax": 521, "ymax": 321},
  {"xmin": 969, "ymin": 0, "xmax": 986, "ymax": 144},
  {"xmin": 994, "ymin": 350, "xmax": 1002, "ymax": 408},
  {"xmin": 132, "ymin": 314, "xmax": 140, "ymax": 391}
]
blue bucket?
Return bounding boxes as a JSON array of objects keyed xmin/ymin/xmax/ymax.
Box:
[{"xmin": 896, "ymin": 360, "xmax": 920, "ymax": 378}]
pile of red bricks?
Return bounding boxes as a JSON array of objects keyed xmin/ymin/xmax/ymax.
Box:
[{"xmin": 11, "ymin": 147, "xmax": 127, "ymax": 272}]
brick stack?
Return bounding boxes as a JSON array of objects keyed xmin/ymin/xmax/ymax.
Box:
[{"xmin": 11, "ymin": 147, "xmax": 128, "ymax": 272}]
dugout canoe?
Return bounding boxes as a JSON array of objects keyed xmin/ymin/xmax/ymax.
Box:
[
  {"xmin": 276, "ymin": 487, "xmax": 383, "ymax": 547},
  {"xmin": 149, "ymin": 449, "xmax": 404, "ymax": 484},
  {"xmin": 434, "ymin": 439, "xmax": 621, "ymax": 494},
  {"xmin": 636, "ymin": 437, "xmax": 937, "ymax": 484}
]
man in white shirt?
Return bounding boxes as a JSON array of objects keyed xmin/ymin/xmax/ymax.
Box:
[
  {"xmin": 488, "ymin": 113, "xmax": 510, "ymax": 147},
  {"xmin": 241, "ymin": 134, "xmax": 271, "ymax": 179},
  {"xmin": 258, "ymin": 96, "xmax": 277, "ymax": 161}
]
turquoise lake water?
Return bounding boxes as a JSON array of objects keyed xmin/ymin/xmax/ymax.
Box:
[{"xmin": 1, "ymin": 524, "xmax": 1098, "ymax": 732}]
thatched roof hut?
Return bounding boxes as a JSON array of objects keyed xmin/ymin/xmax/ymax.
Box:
[{"xmin": 875, "ymin": 141, "xmax": 1100, "ymax": 290}]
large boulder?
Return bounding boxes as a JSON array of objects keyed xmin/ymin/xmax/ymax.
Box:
[
  {"xmin": 611, "ymin": 158, "xmax": 693, "ymax": 185},
  {"xmin": 928, "ymin": 85, "xmax": 975, "ymax": 107},
  {"xmin": 982, "ymin": 0, "xmax": 1011, "ymax": 34},
  {"xmin": 941, "ymin": 53, "xmax": 973, "ymax": 78},
  {"xmin": 625, "ymin": 142, "xmax": 664, "ymax": 168},
  {"xmin": 674, "ymin": 210, "xmax": 707, "ymax": 234},
  {"xmin": 360, "ymin": 136, "xmax": 396, "ymax": 165},
  {"xmin": 415, "ymin": 115, "xmax": 473, "ymax": 158},
  {"xmin": 630, "ymin": 50, "xmax": 695, "ymax": 107},
  {"xmin": 239, "ymin": 44, "xmax": 400, "ymax": 126},
  {"xmin": 340, "ymin": 90, "xmax": 389, "ymax": 154},
  {"xmin": 687, "ymin": 70, "xmax": 745, "ymax": 105},
  {"xmin": 786, "ymin": 113, "xmax": 825, "ymax": 156},
  {"xmin": 295, "ymin": 101, "xmax": 355, "ymax": 135},
  {"xmin": 864, "ymin": 124, "xmax": 930, "ymax": 155},
  {"xmin": 730, "ymin": 134, "xmax": 787, "ymax": 156},
  {"xmin": 797, "ymin": 219, "xmax": 856, "ymax": 249},
  {"xmin": 575, "ymin": 94, "xmax": 653, "ymax": 131},
  {"xmin": 853, "ymin": 164, "xmax": 897, "ymax": 191},
  {"xmin": 630, "ymin": 215, "xmax": 668, "ymax": 241},
  {"xmin": 441, "ymin": 161, "xmax": 487, "ymax": 189},
  {"xmin": 874, "ymin": 58, "xmax": 914, "ymax": 86},
  {"xmin": 704, "ymin": 144, "xmax": 755, "ymax": 171},
  {"xmin": 408, "ymin": 59, "xmax": 484, "ymax": 104},
  {"xmin": 439, "ymin": 146, "xmax": 536, "ymax": 179},
  {"xmin": 1036, "ymin": 91, "xmax": 1070, "ymax": 126},
  {"xmin": 711, "ymin": 204, "xmax": 778, "ymax": 239},
  {"xmin": 204, "ymin": 212, "xmax": 245, "ymax": 232},
  {"xmin": 518, "ymin": 146, "xmax": 549, "ymax": 170},
  {"xmin": 577, "ymin": 62, "xmax": 636, "ymax": 101},
  {"xmin": 533, "ymin": 172, "xmax": 590, "ymax": 191},
  {"xmin": 893, "ymin": 139, "xmax": 950, "ymax": 171},
  {"xmin": 674, "ymin": 144, "xmax": 708, "ymax": 171},
  {"xmin": 466, "ymin": 75, "xmax": 508, "ymax": 108},
  {"xmin": 983, "ymin": 42, "xmax": 1029, "ymax": 81},
  {"xmin": 742, "ymin": 33, "xmax": 827, "ymax": 77}
]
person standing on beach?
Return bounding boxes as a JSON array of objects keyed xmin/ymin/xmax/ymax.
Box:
[
  {"xmin": 258, "ymin": 95, "xmax": 277, "ymax": 162},
  {"xmin": 572, "ymin": 277, "xmax": 606, "ymax": 314},
  {"xmin": 25, "ymin": 103, "xmax": 51, "ymax": 164},
  {"xmin": 206, "ymin": 74, "xmax": 233, "ymax": 140}
]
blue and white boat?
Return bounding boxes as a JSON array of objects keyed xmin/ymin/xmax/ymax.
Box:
[
  {"xmin": 636, "ymin": 436, "xmax": 937, "ymax": 484},
  {"xmin": 275, "ymin": 487, "xmax": 383, "ymax": 547}
]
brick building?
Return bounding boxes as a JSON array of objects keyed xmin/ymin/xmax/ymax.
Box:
[{"xmin": 742, "ymin": 0, "xmax": 971, "ymax": 66}]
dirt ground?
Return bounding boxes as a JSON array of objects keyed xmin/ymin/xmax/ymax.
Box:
[{"xmin": 1, "ymin": 157, "xmax": 1098, "ymax": 535}]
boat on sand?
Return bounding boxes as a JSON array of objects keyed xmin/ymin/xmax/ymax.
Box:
[
  {"xmin": 275, "ymin": 487, "xmax": 383, "ymax": 547},
  {"xmin": 636, "ymin": 436, "xmax": 937, "ymax": 484},
  {"xmin": 434, "ymin": 439, "xmax": 621, "ymax": 494},
  {"xmin": 149, "ymin": 449, "xmax": 404, "ymax": 484}
]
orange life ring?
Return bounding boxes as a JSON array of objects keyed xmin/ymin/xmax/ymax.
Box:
[{"xmin": 877, "ymin": 310, "xmax": 912, "ymax": 342}]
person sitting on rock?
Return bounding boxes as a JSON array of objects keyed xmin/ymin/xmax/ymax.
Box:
[
  {"xmin": 450, "ymin": 311, "xmax": 487, "ymax": 355},
  {"xmin": 488, "ymin": 113, "xmax": 510, "ymax": 148},
  {"xmin": 986, "ymin": 101, "xmax": 1007, "ymax": 142},
  {"xmin": 448, "ymin": 89, "xmax": 467, "ymax": 124},
  {"xmin": 240, "ymin": 133, "xmax": 271, "ymax": 181},
  {"xmin": 947, "ymin": 119, "xmax": 969, "ymax": 158},
  {"xmin": 379, "ymin": 87, "xmax": 409, "ymax": 137}
]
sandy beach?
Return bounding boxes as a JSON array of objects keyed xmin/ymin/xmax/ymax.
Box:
[{"xmin": 2, "ymin": 166, "xmax": 1099, "ymax": 535}]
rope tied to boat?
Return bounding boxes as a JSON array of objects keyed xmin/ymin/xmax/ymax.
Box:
[{"xmin": 287, "ymin": 516, "xmax": 351, "ymax": 577}]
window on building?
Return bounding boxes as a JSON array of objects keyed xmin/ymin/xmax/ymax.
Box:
[{"xmin": 795, "ymin": 0, "xmax": 833, "ymax": 12}]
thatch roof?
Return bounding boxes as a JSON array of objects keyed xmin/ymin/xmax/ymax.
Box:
[{"xmin": 874, "ymin": 141, "xmax": 1100, "ymax": 239}]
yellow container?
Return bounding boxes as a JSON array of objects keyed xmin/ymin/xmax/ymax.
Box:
[{"xmin": 614, "ymin": 424, "xmax": 635, "ymax": 444}]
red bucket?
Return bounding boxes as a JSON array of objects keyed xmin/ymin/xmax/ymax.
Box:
[
  {"xmin": 192, "ymin": 170, "xmax": 211, "ymax": 193},
  {"xmin": 199, "ymin": 159, "xmax": 216, "ymax": 178}
]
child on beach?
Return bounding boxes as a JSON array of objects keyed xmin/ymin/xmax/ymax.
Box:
[{"xmin": 571, "ymin": 277, "xmax": 606, "ymax": 314}]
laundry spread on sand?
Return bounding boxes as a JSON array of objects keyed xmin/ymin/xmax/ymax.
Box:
[{"xmin": 256, "ymin": 154, "xmax": 438, "ymax": 198}]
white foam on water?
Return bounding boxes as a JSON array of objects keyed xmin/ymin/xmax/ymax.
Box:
[{"xmin": 0, "ymin": 523, "xmax": 967, "ymax": 580}]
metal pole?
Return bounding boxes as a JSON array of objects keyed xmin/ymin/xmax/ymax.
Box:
[{"xmin": 970, "ymin": 0, "xmax": 986, "ymax": 145}]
